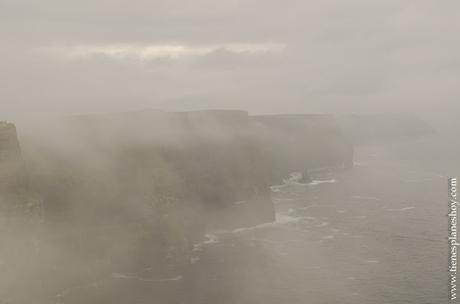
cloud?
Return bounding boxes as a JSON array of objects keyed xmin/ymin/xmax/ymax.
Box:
[
  {"xmin": 38, "ymin": 43, "xmax": 286, "ymax": 61},
  {"xmin": 1, "ymin": 0, "xmax": 460, "ymax": 127}
]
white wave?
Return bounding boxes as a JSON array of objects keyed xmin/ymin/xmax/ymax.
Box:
[
  {"xmin": 285, "ymin": 172, "xmax": 303, "ymax": 182},
  {"xmin": 316, "ymin": 221, "xmax": 329, "ymax": 227},
  {"xmin": 309, "ymin": 179, "xmax": 336, "ymax": 185},
  {"xmin": 273, "ymin": 198, "xmax": 297, "ymax": 202},
  {"xmin": 203, "ymin": 233, "xmax": 219, "ymax": 244},
  {"xmin": 276, "ymin": 214, "xmax": 303, "ymax": 224},
  {"xmin": 190, "ymin": 257, "xmax": 200, "ymax": 264},
  {"xmin": 270, "ymin": 184, "xmax": 287, "ymax": 191},
  {"xmin": 365, "ymin": 260, "xmax": 380, "ymax": 264},
  {"xmin": 272, "ymin": 178, "xmax": 336, "ymax": 189},
  {"xmin": 400, "ymin": 206, "xmax": 416, "ymax": 211},
  {"xmin": 231, "ymin": 221, "xmax": 277, "ymax": 233},
  {"xmin": 112, "ymin": 273, "xmax": 183, "ymax": 282},
  {"xmin": 352, "ymin": 195, "xmax": 381, "ymax": 201},
  {"xmin": 192, "ymin": 233, "xmax": 219, "ymax": 251},
  {"xmin": 270, "ymin": 172, "xmax": 302, "ymax": 190},
  {"xmin": 298, "ymin": 205, "xmax": 318, "ymax": 211},
  {"xmin": 321, "ymin": 235, "xmax": 335, "ymax": 240},
  {"xmin": 230, "ymin": 213, "xmax": 307, "ymax": 233},
  {"xmin": 55, "ymin": 280, "xmax": 104, "ymax": 298},
  {"xmin": 271, "ymin": 171, "xmax": 336, "ymax": 193},
  {"xmin": 293, "ymin": 181, "xmax": 311, "ymax": 186},
  {"xmin": 387, "ymin": 206, "xmax": 416, "ymax": 212}
]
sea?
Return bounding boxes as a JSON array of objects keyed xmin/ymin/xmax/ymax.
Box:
[
  {"xmin": 44, "ymin": 134, "xmax": 458, "ymax": 304},
  {"xmin": 185, "ymin": 135, "xmax": 455, "ymax": 304}
]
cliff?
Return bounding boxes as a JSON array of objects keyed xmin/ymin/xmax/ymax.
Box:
[
  {"xmin": 13, "ymin": 110, "xmax": 357, "ymax": 234},
  {"xmin": 0, "ymin": 122, "xmax": 21, "ymax": 160},
  {"xmin": 51, "ymin": 109, "xmax": 275, "ymax": 230},
  {"xmin": 1, "ymin": 110, "xmax": 356, "ymax": 303},
  {"xmin": 0, "ymin": 122, "xmax": 25, "ymax": 197}
]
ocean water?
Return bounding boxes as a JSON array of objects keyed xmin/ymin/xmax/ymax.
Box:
[
  {"xmin": 190, "ymin": 140, "xmax": 450, "ymax": 304},
  {"xmin": 7, "ymin": 137, "xmax": 453, "ymax": 304}
]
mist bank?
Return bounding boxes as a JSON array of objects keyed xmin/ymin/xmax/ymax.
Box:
[
  {"xmin": 0, "ymin": 110, "xmax": 432, "ymax": 303},
  {"xmin": 336, "ymin": 113, "xmax": 434, "ymax": 145},
  {"xmin": 251, "ymin": 114, "xmax": 354, "ymax": 181}
]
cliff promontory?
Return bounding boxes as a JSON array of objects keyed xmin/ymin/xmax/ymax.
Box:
[{"xmin": 1, "ymin": 110, "xmax": 357, "ymax": 303}]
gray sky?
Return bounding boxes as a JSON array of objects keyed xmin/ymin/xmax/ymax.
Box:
[{"xmin": 1, "ymin": 0, "xmax": 459, "ymax": 123}]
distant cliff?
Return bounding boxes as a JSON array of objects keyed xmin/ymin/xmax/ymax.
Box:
[
  {"xmin": 0, "ymin": 121, "xmax": 21, "ymax": 161},
  {"xmin": 0, "ymin": 122, "xmax": 24, "ymax": 194}
]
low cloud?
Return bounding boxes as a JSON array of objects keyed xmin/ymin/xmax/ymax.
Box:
[{"xmin": 38, "ymin": 43, "xmax": 286, "ymax": 61}]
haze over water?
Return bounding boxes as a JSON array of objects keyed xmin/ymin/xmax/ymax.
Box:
[
  {"xmin": 2, "ymin": 1, "xmax": 459, "ymax": 302},
  {"xmin": 191, "ymin": 137, "xmax": 448, "ymax": 304}
]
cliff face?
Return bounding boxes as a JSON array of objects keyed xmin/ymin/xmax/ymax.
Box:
[
  {"xmin": 23, "ymin": 111, "xmax": 273, "ymax": 302},
  {"xmin": 12, "ymin": 110, "xmax": 274, "ymax": 289},
  {"xmin": 1, "ymin": 110, "xmax": 357, "ymax": 303},
  {"xmin": 0, "ymin": 122, "xmax": 21, "ymax": 160},
  {"xmin": 0, "ymin": 122, "xmax": 23, "ymax": 193},
  {"xmin": 251, "ymin": 114, "xmax": 354, "ymax": 182},
  {"xmin": 52, "ymin": 109, "xmax": 275, "ymax": 230},
  {"xmin": 162, "ymin": 110, "xmax": 275, "ymax": 229},
  {"xmin": 1, "ymin": 110, "xmax": 435, "ymax": 303},
  {"xmin": 22, "ymin": 111, "xmax": 357, "ymax": 233}
]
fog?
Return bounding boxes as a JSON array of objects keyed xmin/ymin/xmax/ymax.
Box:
[
  {"xmin": 2, "ymin": 0, "xmax": 460, "ymax": 126},
  {"xmin": 1, "ymin": 1, "xmax": 459, "ymax": 304}
]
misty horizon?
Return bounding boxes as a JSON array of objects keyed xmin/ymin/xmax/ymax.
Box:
[
  {"xmin": 1, "ymin": 1, "xmax": 459, "ymax": 303},
  {"xmin": 2, "ymin": 0, "xmax": 460, "ymax": 129}
]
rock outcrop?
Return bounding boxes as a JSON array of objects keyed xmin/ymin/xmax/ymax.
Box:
[
  {"xmin": 0, "ymin": 122, "xmax": 21, "ymax": 191},
  {"xmin": 0, "ymin": 122, "xmax": 29, "ymax": 213},
  {"xmin": 0, "ymin": 122, "xmax": 21, "ymax": 160}
]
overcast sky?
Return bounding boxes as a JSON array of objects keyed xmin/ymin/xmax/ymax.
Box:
[{"xmin": 1, "ymin": 0, "xmax": 459, "ymax": 124}]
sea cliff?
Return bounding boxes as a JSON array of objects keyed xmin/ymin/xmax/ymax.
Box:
[{"xmin": 5, "ymin": 110, "xmax": 430, "ymax": 303}]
